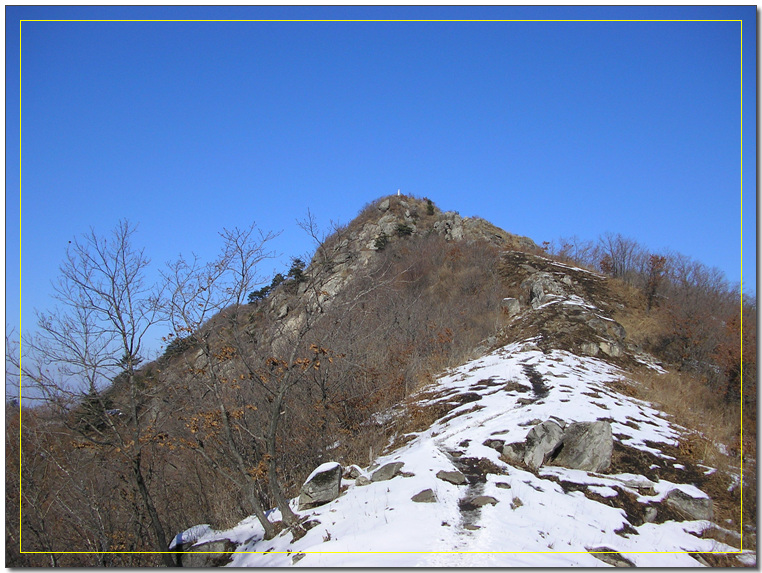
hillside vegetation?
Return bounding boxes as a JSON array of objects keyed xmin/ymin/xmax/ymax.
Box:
[{"xmin": 7, "ymin": 194, "xmax": 755, "ymax": 566}]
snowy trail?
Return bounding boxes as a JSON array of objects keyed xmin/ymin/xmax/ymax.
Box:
[{"xmin": 179, "ymin": 341, "xmax": 748, "ymax": 567}]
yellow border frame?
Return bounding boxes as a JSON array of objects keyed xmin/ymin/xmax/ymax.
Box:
[{"xmin": 17, "ymin": 17, "xmax": 746, "ymax": 560}]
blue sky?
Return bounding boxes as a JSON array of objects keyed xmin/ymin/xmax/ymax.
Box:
[{"xmin": 6, "ymin": 5, "xmax": 756, "ymax": 354}]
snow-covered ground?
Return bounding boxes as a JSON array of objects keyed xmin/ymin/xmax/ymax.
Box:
[{"xmin": 179, "ymin": 341, "xmax": 751, "ymax": 567}]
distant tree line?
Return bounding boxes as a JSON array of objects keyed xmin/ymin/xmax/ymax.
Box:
[{"xmin": 543, "ymin": 232, "xmax": 755, "ymax": 408}]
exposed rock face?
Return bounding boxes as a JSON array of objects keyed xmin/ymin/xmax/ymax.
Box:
[
  {"xmin": 371, "ymin": 461, "xmax": 406, "ymax": 482},
  {"xmin": 498, "ymin": 251, "xmax": 628, "ymax": 361},
  {"xmin": 549, "ymin": 421, "xmax": 613, "ymax": 473},
  {"xmin": 500, "ymin": 298, "xmax": 521, "ymax": 318},
  {"xmin": 298, "ymin": 462, "xmax": 342, "ymax": 510},
  {"xmin": 179, "ymin": 539, "xmax": 238, "ymax": 567},
  {"xmin": 663, "ymin": 489, "xmax": 714, "ymax": 521}
]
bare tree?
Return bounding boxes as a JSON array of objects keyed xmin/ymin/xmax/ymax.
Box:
[
  {"xmin": 18, "ymin": 221, "xmax": 176, "ymax": 566},
  {"xmin": 163, "ymin": 224, "xmax": 281, "ymax": 538}
]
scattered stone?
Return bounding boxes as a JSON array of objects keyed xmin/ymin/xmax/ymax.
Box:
[
  {"xmin": 467, "ymin": 495, "xmax": 498, "ymax": 508},
  {"xmin": 483, "ymin": 439, "xmax": 505, "ymax": 451},
  {"xmin": 298, "ymin": 462, "xmax": 342, "ymax": 510},
  {"xmin": 355, "ymin": 476, "xmax": 371, "ymax": 487},
  {"xmin": 411, "ymin": 489, "xmax": 437, "ymax": 503},
  {"xmin": 292, "ymin": 552, "xmax": 306, "ymax": 564},
  {"xmin": 496, "ymin": 482, "xmax": 511, "ymax": 490},
  {"xmin": 510, "ymin": 497, "xmax": 523, "ymax": 510},
  {"xmin": 663, "ymin": 489, "xmax": 713, "ymax": 521},
  {"xmin": 436, "ymin": 469, "xmax": 467, "ymax": 485},
  {"xmin": 587, "ymin": 547, "xmax": 635, "ymax": 567},
  {"xmin": 464, "ymin": 524, "xmax": 481, "ymax": 530},
  {"xmin": 371, "ymin": 462, "xmax": 405, "ymax": 482}
]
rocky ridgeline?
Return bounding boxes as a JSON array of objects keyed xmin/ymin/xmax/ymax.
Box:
[{"xmin": 168, "ymin": 202, "xmax": 749, "ymax": 566}]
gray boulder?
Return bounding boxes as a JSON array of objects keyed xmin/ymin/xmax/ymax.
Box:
[
  {"xmin": 549, "ymin": 421, "xmax": 613, "ymax": 472},
  {"xmin": 522, "ymin": 420, "xmax": 565, "ymax": 470},
  {"xmin": 436, "ymin": 469, "xmax": 467, "ymax": 485},
  {"xmin": 371, "ymin": 461, "xmax": 405, "ymax": 482},
  {"xmin": 663, "ymin": 489, "xmax": 713, "ymax": 521},
  {"xmin": 179, "ymin": 539, "xmax": 237, "ymax": 568},
  {"xmin": 355, "ymin": 476, "xmax": 371, "ymax": 487},
  {"xmin": 298, "ymin": 462, "xmax": 342, "ymax": 510}
]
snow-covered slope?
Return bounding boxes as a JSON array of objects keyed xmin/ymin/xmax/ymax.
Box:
[{"xmin": 178, "ymin": 340, "xmax": 751, "ymax": 567}]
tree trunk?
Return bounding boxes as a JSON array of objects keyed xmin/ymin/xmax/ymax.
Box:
[
  {"xmin": 131, "ymin": 454, "xmax": 177, "ymax": 567},
  {"xmin": 266, "ymin": 388, "xmax": 299, "ymax": 526}
]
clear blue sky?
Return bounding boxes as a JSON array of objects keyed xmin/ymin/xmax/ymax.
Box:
[{"xmin": 6, "ymin": 5, "xmax": 756, "ymax": 354}]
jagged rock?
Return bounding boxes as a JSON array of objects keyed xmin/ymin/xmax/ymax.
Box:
[
  {"xmin": 298, "ymin": 462, "xmax": 342, "ymax": 510},
  {"xmin": 644, "ymin": 506, "xmax": 658, "ymax": 523},
  {"xmin": 433, "ymin": 212, "xmax": 464, "ymax": 241},
  {"xmin": 343, "ymin": 465, "xmax": 363, "ymax": 479},
  {"xmin": 580, "ymin": 341, "xmax": 602, "ymax": 357},
  {"xmin": 436, "ymin": 469, "xmax": 467, "ymax": 485},
  {"xmin": 377, "ymin": 214, "xmax": 398, "ymax": 236},
  {"xmin": 411, "ymin": 489, "xmax": 437, "ymax": 503},
  {"xmin": 277, "ymin": 304, "xmax": 289, "ymax": 319},
  {"xmin": 371, "ymin": 462, "xmax": 405, "ymax": 482},
  {"xmin": 355, "ymin": 476, "xmax": 371, "ymax": 486},
  {"xmin": 378, "ymin": 199, "xmax": 390, "ymax": 212},
  {"xmin": 548, "ymin": 421, "xmax": 613, "ymax": 472},
  {"xmin": 501, "ymin": 442, "xmax": 525, "ymax": 465},
  {"xmin": 663, "ymin": 489, "xmax": 713, "ymax": 521},
  {"xmin": 522, "ymin": 420, "xmax": 565, "ymax": 469},
  {"xmin": 522, "ymin": 273, "xmax": 567, "ymax": 308},
  {"xmin": 179, "ymin": 539, "xmax": 238, "ymax": 567},
  {"xmin": 496, "ymin": 482, "xmax": 511, "ymax": 489}
]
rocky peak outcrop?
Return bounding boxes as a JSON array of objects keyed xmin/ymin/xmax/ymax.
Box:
[{"xmin": 265, "ymin": 195, "xmax": 537, "ymax": 330}]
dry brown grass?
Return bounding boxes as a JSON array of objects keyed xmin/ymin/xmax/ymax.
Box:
[
  {"xmin": 624, "ymin": 369, "xmax": 741, "ymax": 462},
  {"xmin": 620, "ymin": 368, "xmax": 755, "ymax": 550}
]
